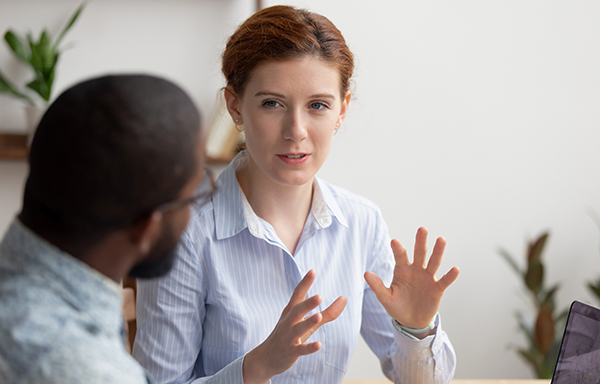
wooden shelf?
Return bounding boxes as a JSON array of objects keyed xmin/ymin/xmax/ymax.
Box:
[
  {"xmin": 207, "ymin": 155, "xmax": 235, "ymax": 164},
  {"xmin": 0, "ymin": 133, "xmax": 234, "ymax": 164},
  {"xmin": 0, "ymin": 133, "xmax": 28, "ymax": 160}
]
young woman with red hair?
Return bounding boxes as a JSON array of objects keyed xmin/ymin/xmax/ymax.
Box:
[{"xmin": 134, "ymin": 6, "xmax": 460, "ymax": 384}]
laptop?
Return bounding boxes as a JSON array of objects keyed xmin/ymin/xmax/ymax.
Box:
[{"xmin": 551, "ymin": 300, "xmax": 600, "ymax": 383}]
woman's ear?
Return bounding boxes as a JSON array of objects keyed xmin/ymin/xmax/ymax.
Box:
[
  {"xmin": 338, "ymin": 91, "xmax": 352, "ymax": 124},
  {"xmin": 224, "ymin": 87, "xmax": 243, "ymax": 125},
  {"xmin": 130, "ymin": 211, "xmax": 163, "ymax": 257}
]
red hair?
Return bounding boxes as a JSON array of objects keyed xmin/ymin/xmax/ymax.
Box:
[{"xmin": 222, "ymin": 5, "xmax": 354, "ymax": 98}]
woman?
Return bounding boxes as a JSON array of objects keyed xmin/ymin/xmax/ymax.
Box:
[{"xmin": 133, "ymin": 5, "xmax": 460, "ymax": 384}]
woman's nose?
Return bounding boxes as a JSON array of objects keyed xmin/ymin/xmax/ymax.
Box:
[{"xmin": 282, "ymin": 110, "xmax": 308, "ymax": 142}]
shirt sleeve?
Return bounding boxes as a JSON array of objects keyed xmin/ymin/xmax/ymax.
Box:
[
  {"xmin": 132, "ymin": 226, "xmax": 245, "ymax": 384},
  {"xmin": 360, "ymin": 210, "xmax": 457, "ymax": 384}
]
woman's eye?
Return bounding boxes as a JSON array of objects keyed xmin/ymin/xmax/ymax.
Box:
[
  {"xmin": 263, "ymin": 100, "xmax": 280, "ymax": 108},
  {"xmin": 310, "ymin": 102, "xmax": 328, "ymax": 110}
]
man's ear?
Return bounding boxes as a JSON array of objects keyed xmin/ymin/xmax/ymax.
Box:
[
  {"xmin": 130, "ymin": 211, "xmax": 163, "ymax": 257},
  {"xmin": 224, "ymin": 87, "xmax": 243, "ymax": 125}
]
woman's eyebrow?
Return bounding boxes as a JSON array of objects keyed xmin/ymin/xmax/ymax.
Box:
[
  {"xmin": 254, "ymin": 91, "xmax": 336, "ymax": 100},
  {"xmin": 254, "ymin": 91, "xmax": 286, "ymax": 98},
  {"xmin": 309, "ymin": 93, "xmax": 336, "ymax": 100}
]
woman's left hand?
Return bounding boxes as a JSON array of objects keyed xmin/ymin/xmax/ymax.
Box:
[{"xmin": 364, "ymin": 227, "xmax": 460, "ymax": 333}]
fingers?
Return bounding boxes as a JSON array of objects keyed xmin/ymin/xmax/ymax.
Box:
[
  {"xmin": 285, "ymin": 272, "xmax": 347, "ymax": 343},
  {"xmin": 390, "ymin": 239, "xmax": 409, "ymax": 267},
  {"xmin": 413, "ymin": 226, "xmax": 429, "ymax": 267},
  {"xmin": 438, "ymin": 266, "xmax": 460, "ymax": 291},
  {"xmin": 298, "ymin": 297, "xmax": 347, "ymax": 343},
  {"xmin": 294, "ymin": 312, "xmax": 323, "ymax": 343},
  {"xmin": 288, "ymin": 294, "xmax": 322, "ymax": 324},
  {"xmin": 364, "ymin": 271, "xmax": 389, "ymax": 304},
  {"xmin": 425, "ymin": 236, "xmax": 447, "ymax": 276},
  {"xmin": 284, "ymin": 269, "xmax": 316, "ymax": 314},
  {"xmin": 319, "ymin": 296, "xmax": 347, "ymax": 324},
  {"xmin": 296, "ymin": 341, "xmax": 322, "ymax": 356},
  {"xmin": 256, "ymin": 271, "xmax": 346, "ymax": 379}
]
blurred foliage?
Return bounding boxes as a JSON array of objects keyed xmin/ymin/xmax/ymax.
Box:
[
  {"xmin": 0, "ymin": 3, "xmax": 85, "ymax": 105},
  {"xmin": 498, "ymin": 232, "xmax": 569, "ymax": 379},
  {"xmin": 587, "ymin": 209, "xmax": 600, "ymax": 304}
]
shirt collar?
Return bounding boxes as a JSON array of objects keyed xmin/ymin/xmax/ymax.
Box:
[
  {"xmin": 313, "ymin": 177, "xmax": 348, "ymax": 228},
  {"xmin": 213, "ymin": 151, "xmax": 348, "ymax": 241}
]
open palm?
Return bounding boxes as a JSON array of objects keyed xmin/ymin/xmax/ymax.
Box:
[{"xmin": 365, "ymin": 227, "xmax": 460, "ymax": 331}]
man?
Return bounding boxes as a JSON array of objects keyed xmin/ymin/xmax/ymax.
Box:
[{"xmin": 0, "ymin": 74, "xmax": 208, "ymax": 383}]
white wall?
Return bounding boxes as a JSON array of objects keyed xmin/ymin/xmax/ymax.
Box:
[{"xmin": 2, "ymin": 0, "xmax": 600, "ymax": 380}]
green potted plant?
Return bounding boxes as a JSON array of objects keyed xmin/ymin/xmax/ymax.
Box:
[
  {"xmin": 498, "ymin": 231, "xmax": 569, "ymax": 378},
  {"xmin": 0, "ymin": 3, "xmax": 85, "ymax": 138}
]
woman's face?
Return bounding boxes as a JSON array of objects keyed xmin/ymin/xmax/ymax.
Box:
[{"xmin": 226, "ymin": 56, "xmax": 351, "ymax": 189}]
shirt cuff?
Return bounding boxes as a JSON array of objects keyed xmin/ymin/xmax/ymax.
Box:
[
  {"xmin": 392, "ymin": 313, "xmax": 444, "ymax": 359},
  {"xmin": 199, "ymin": 354, "xmax": 247, "ymax": 384},
  {"xmin": 392, "ymin": 318, "xmax": 435, "ymax": 340}
]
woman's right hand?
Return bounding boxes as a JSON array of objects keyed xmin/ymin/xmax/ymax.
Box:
[{"xmin": 242, "ymin": 269, "xmax": 347, "ymax": 384}]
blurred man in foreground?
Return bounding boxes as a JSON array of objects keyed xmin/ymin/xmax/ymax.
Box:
[{"xmin": 0, "ymin": 74, "xmax": 208, "ymax": 383}]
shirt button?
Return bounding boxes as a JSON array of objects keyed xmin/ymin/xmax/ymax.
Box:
[{"xmin": 420, "ymin": 348, "xmax": 428, "ymax": 354}]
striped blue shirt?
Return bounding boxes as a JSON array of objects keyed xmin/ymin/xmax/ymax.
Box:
[{"xmin": 133, "ymin": 152, "xmax": 456, "ymax": 384}]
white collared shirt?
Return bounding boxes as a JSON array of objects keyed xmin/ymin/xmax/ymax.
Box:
[{"xmin": 133, "ymin": 151, "xmax": 456, "ymax": 384}]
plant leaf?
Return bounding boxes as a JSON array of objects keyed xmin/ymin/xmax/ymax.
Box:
[
  {"xmin": 37, "ymin": 30, "xmax": 53, "ymax": 72},
  {"xmin": 515, "ymin": 311, "xmax": 535, "ymax": 345},
  {"xmin": 498, "ymin": 247, "xmax": 522, "ymax": 275},
  {"xmin": 26, "ymin": 33, "xmax": 43, "ymax": 73},
  {"xmin": 26, "ymin": 75, "xmax": 50, "ymax": 102},
  {"xmin": 543, "ymin": 339, "xmax": 562, "ymax": 372},
  {"xmin": 556, "ymin": 308, "xmax": 570, "ymax": 326},
  {"xmin": 541, "ymin": 283, "xmax": 560, "ymax": 311},
  {"xmin": 535, "ymin": 307, "xmax": 555, "ymax": 355},
  {"xmin": 588, "ymin": 281, "xmax": 600, "ymax": 301},
  {"xmin": 0, "ymin": 70, "xmax": 34, "ymax": 104},
  {"xmin": 4, "ymin": 30, "xmax": 29, "ymax": 64},
  {"xmin": 525, "ymin": 260, "xmax": 544, "ymax": 294},
  {"xmin": 45, "ymin": 69, "xmax": 55, "ymax": 100},
  {"xmin": 54, "ymin": 2, "xmax": 86, "ymax": 49},
  {"xmin": 517, "ymin": 348, "xmax": 538, "ymax": 366},
  {"xmin": 528, "ymin": 232, "xmax": 549, "ymax": 265},
  {"xmin": 517, "ymin": 348, "xmax": 544, "ymax": 378}
]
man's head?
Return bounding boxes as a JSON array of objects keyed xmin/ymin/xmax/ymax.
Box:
[{"xmin": 19, "ymin": 74, "xmax": 206, "ymax": 280}]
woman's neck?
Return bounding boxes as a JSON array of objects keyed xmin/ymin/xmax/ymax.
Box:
[{"xmin": 236, "ymin": 162, "xmax": 313, "ymax": 255}]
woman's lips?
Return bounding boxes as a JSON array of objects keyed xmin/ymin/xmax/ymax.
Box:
[{"xmin": 278, "ymin": 153, "xmax": 310, "ymax": 165}]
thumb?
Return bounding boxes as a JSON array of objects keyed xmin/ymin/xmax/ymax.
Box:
[{"xmin": 364, "ymin": 271, "xmax": 389, "ymax": 304}]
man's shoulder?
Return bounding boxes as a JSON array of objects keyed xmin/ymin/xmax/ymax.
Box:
[
  {"xmin": 0, "ymin": 310, "xmax": 148, "ymax": 384},
  {"xmin": 0, "ymin": 269, "xmax": 68, "ymax": 329},
  {"xmin": 0, "ymin": 273, "xmax": 141, "ymax": 383},
  {"xmin": 0, "ymin": 278, "xmax": 72, "ymax": 381},
  {"xmin": 0, "ymin": 347, "xmax": 149, "ymax": 384},
  {"xmin": 38, "ymin": 341, "xmax": 150, "ymax": 384}
]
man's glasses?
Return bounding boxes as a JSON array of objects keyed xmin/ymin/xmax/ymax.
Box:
[{"xmin": 154, "ymin": 168, "xmax": 216, "ymax": 213}]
